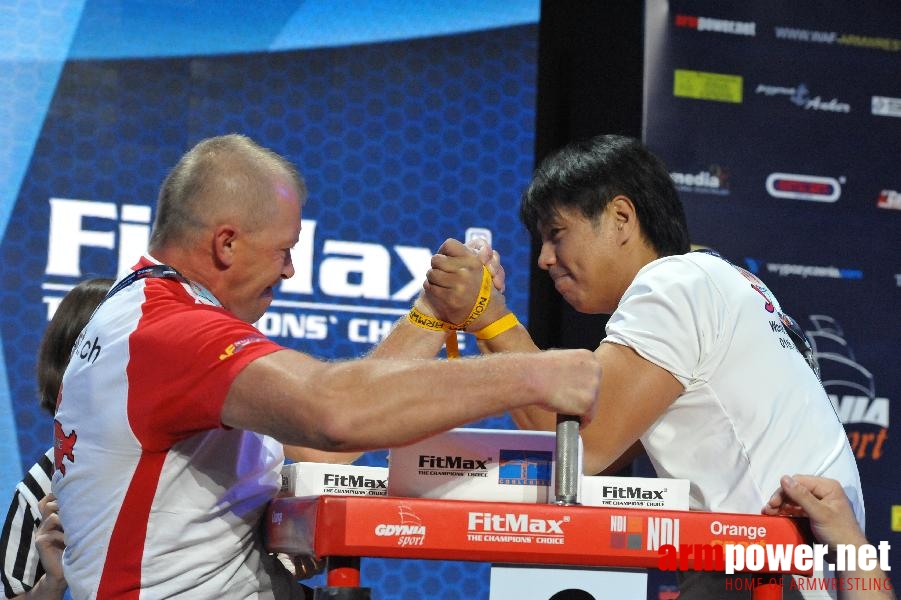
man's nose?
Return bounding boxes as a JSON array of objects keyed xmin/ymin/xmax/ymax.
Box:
[
  {"xmin": 537, "ymin": 241, "xmax": 555, "ymax": 271},
  {"xmin": 282, "ymin": 252, "xmax": 295, "ymax": 280}
]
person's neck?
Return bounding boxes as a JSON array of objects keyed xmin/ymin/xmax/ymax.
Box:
[
  {"xmin": 613, "ymin": 241, "xmax": 662, "ymax": 308},
  {"xmin": 148, "ymin": 245, "xmax": 219, "ymax": 300},
  {"xmin": 627, "ymin": 239, "xmax": 663, "ymax": 278}
]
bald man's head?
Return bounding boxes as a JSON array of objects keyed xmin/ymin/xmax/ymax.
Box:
[{"xmin": 149, "ymin": 134, "xmax": 306, "ymax": 252}]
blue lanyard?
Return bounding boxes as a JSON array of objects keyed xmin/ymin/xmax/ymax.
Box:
[
  {"xmin": 103, "ymin": 263, "xmax": 221, "ymax": 307},
  {"xmin": 103, "ymin": 264, "xmax": 187, "ymax": 303}
]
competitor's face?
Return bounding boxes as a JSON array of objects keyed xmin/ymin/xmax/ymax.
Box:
[
  {"xmin": 537, "ymin": 204, "xmax": 625, "ymax": 314},
  {"xmin": 227, "ymin": 180, "xmax": 302, "ymax": 323}
]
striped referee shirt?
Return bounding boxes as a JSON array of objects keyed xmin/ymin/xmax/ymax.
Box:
[{"xmin": 1, "ymin": 448, "xmax": 52, "ymax": 598}]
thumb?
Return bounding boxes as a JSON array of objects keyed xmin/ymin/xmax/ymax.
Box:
[
  {"xmin": 778, "ymin": 475, "xmax": 825, "ymax": 520},
  {"xmin": 465, "ymin": 236, "xmax": 491, "ymax": 257}
]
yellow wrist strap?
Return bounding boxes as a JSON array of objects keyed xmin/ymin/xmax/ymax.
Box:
[
  {"xmin": 447, "ymin": 266, "xmax": 492, "ymax": 331},
  {"xmin": 409, "ymin": 265, "xmax": 494, "ymax": 359},
  {"xmin": 445, "ymin": 331, "xmax": 460, "ymax": 359},
  {"xmin": 453, "ymin": 266, "xmax": 493, "ymax": 331},
  {"xmin": 407, "ymin": 307, "xmax": 448, "ymax": 332},
  {"xmin": 473, "ymin": 312, "xmax": 520, "ymax": 340},
  {"xmin": 409, "ymin": 307, "xmax": 461, "ymax": 357},
  {"xmin": 445, "ymin": 265, "xmax": 492, "ymax": 358}
]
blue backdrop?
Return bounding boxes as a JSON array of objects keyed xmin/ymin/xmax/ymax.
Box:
[
  {"xmin": 1, "ymin": 2, "xmax": 538, "ymax": 597},
  {"xmin": 3, "ymin": 2, "xmax": 897, "ymax": 598}
]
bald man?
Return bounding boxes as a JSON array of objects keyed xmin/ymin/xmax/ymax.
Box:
[{"xmin": 52, "ymin": 134, "xmax": 601, "ymax": 599}]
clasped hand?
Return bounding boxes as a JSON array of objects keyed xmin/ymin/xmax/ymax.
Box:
[{"xmin": 419, "ymin": 238, "xmax": 508, "ymax": 330}]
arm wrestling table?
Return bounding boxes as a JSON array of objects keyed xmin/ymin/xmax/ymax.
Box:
[{"xmin": 264, "ymin": 494, "xmax": 812, "ymax": 599}]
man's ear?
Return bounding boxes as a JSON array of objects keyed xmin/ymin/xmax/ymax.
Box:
[
  {"xmin": 609, "ymin": 195, "xmax": 638, "ymax": 241},
  {"xmin": 213, "ymin": 225, "xmax": 238, "ymax": 268}
]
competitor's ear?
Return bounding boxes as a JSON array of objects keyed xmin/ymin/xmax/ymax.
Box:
[
  {"xmin": 212, "ymin": 224, "xmax": 238, "ymax": 268},
  {"xmin": 608, "ymin": 195, "xmax": 638, "ymax": 242}
]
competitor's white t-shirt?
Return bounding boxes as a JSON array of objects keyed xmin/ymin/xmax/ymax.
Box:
[
  {"xmin": 604, "ymin": 252, "xmax": 864, "ymax": 524},
  {"xmin": 52, "ymin": 257, "xmax": 300, "ymax": 599}
]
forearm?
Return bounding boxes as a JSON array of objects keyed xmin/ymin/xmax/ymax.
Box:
[
  {"xmin": 368, "ymin": 316, "xmax": 447, "ymax": 359},
  {"xmin": 494, "ymin": 337, "xmax": 682, "ymax": 476},
  {"xmin": 282, "ymin": 445, "xmax": 361, "ymax": 464},
  {"xmin": 226, "ymin": 350, "xmax": 545, "ymax": 451},
  {"xmin": 226, "ymin": 342, "xmax": 599, "ymax": 453},
  {"xmin": 298, "ymin": 355, "xmax": 544, "ymax": 450},
  {"xmin": 476, "ymin": 323, "xmax": 558, "ymax": 433}
]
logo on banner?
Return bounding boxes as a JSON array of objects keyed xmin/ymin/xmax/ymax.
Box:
[
  {"xmin": 877, "ymin": 190, "xmax": 901, "ymax": 210},
  {"xmin": 674, "ymin": 69, "xmax": 743, "ymax": 104},
  {"xmin": 374, "ymin": 504, "xmax": 426, "ymax": 547},
  {"xmin": 610, "ymin": 514, "xmax": 644, "ymax": 550},
  {"xmin": 872, "ymin": 96, "xmax": 901, "ymax": 118},
  {"xmin": 674, "ymin": 14, "xmax": 756, "ymax": 36},
  {"xmin": 804, "ymin": 315, "xmax": 891, "ymax": 461},
  {"xmin": 744, "ymin": 257, "xmax": 862, "ymax": 281},
  {"xmin": 773, "ymin": 26, "xmax": 901, "ymax": 53},
  {"xmin": 601, "ymin": 485, "xmax": 668, "ymax": 508},
  {"xmin": 609, "ymin": 515, "xmax": 680, "ymax": 551},
  {"xmin": 671, "ymin": 166, "xmax": 730, "ymax": 196},
  {"xmin": 498, "ymin": 449, "xmax": 552, "ymax": 486},
  {"xmin": 467, "ymin": 511, "xmax": 569, "ymax": 545},
  {"xmin": 417, "ymin": 454, "xmax": 491, "ymax": 478},
  {"xmin": 765, "ymin": 173, "xmax": 843, "ymax": 202},
  {"xmin": 755, "ymin": 83, "xmax": 851, "ymax": 113},
  {"xmin": 321, "ymin": 473, "xmax": 388, "ymax": 495},
  {"xmin": 43, "ymin": 197, "xmax": 475, "ymax": 346},
  {"xmin": 710, "ymin": 520, "xmax": 767, "ymax": 541}
]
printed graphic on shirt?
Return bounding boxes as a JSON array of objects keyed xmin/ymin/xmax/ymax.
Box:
[
  {"xmin": 730, "ymin": 262, "xmax": 802, "ymax": 354},
  {"xmin": 218, "ymin": 335, "xmax": 269, "ymax": 360},
  {"xmin": 53, "ymin": 419, "xmax": 77, "ymax": 476}
]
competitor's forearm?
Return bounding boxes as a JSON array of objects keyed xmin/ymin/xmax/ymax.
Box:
[
  {"xmin": 474, "ymin": 320, "xmax": 558, "ymax": 434},
  {"xmin": 297, "ymin": 354, "xmax": 547, "ymax": 450},
  {"xmin": 282, "ymin": 445, "xmax": 361, "ymax": 464},
  {"xmin": 225, "ymin": 349, "xmax": 555, "ymax": 452}
]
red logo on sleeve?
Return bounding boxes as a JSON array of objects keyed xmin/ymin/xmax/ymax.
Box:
[{"xmin": 54, "ymin": 419, "xmax": 78, "ymax": 476}]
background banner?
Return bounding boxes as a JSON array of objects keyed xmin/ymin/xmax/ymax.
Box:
[
  {"xmin": 644, "ymin": 0, "xmax": 901, "ymax": 582},
  {"xmin": 1, "ymin": 2, "xmax": 539, "ymax": 597}
]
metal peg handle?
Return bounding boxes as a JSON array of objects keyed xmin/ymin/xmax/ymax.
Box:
[{"xmin": 555, "ymin": 414, "xmax": 581, "ymax": 505}]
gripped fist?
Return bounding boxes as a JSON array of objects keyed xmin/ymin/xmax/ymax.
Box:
[
  {"xmin": 531, "ymin": 349, "xmax": 601, "ymax": 425},
  {"xmin": 422, "ymin": 238, "xmax": 508, "ymax": 328}
]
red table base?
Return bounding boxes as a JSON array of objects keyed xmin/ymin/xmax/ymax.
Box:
[{"xmin": 267, "ymin": 495, "xmax": 813, "ymax": 600}]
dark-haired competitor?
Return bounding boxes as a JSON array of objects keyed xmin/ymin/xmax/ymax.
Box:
[{"xmin": 425, "ymin": 134, "xmax": 862, "ymax": 599}]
